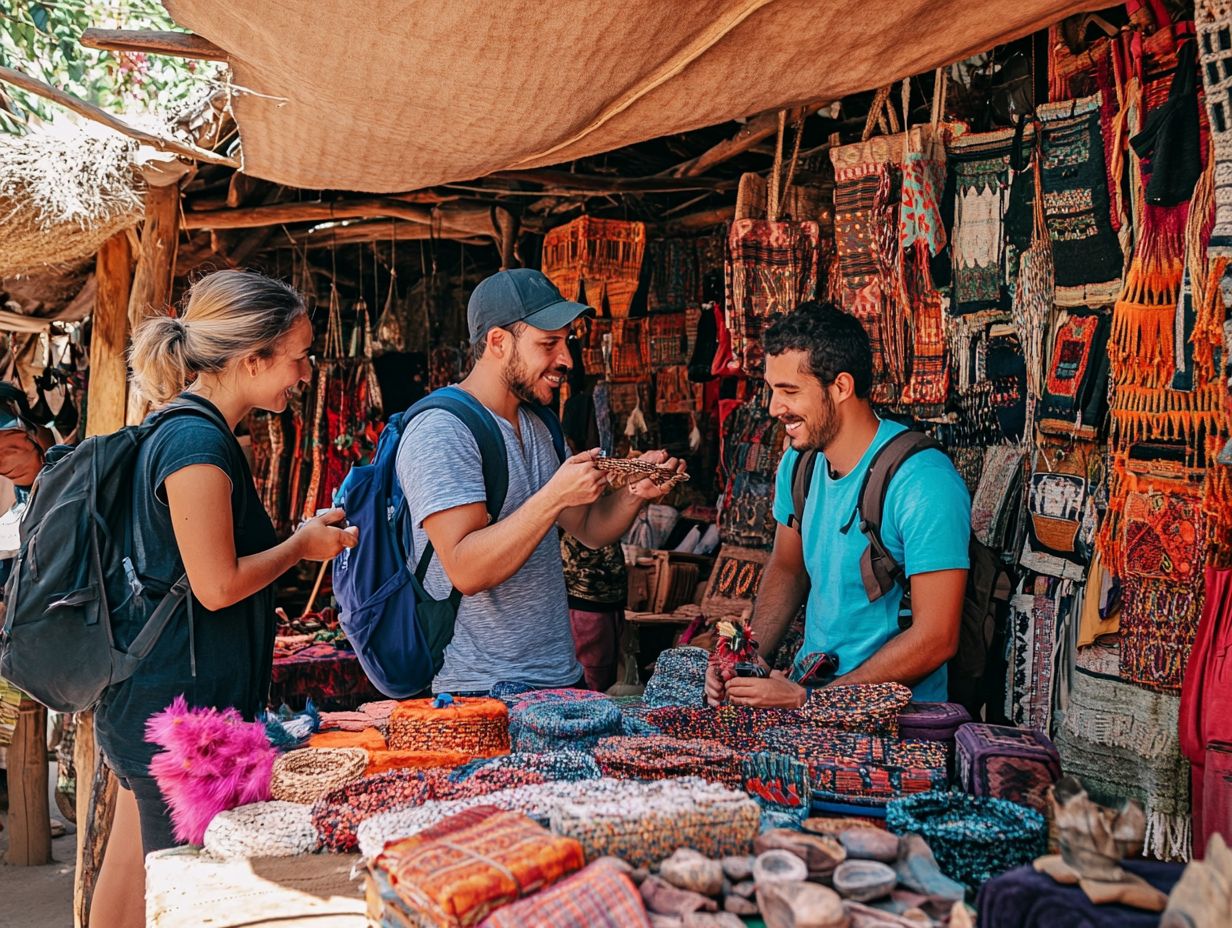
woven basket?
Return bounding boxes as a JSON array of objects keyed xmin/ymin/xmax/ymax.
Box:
[
  {"xmin": 203, "ymin": 800, "xmax": 319, "ymax": 858},
  {"xmin": 388, "ymin": 696, "xmax": 510, "ymax": 755},
  {"xmin": 270, "ymin": 747, "xmax": 369, "ymax": 804}
]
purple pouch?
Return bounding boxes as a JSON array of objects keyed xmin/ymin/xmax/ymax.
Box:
[
  {"xmin": 897, "ymin": 702, "xmax": 972, "ymax": 741},
  {"xmin": 956, "ymin": 723, "xmax": 1061, "ymax": 815}
]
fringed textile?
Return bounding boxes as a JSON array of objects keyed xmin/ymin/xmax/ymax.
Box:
[
  {"xmin": 541, "ymin": 216, "xmax": 646, "ymax": 318},
  {"xmin": 1198, "ymin": 2, "xmax": 1232, "ymax": 255},
  {"xmin": 1038, "ymin": 310, "xmax": 1111, "ymax": 439},
  {"xmin": 948, "ymin": 128, "xmax": 1016, "ymax": 314}
]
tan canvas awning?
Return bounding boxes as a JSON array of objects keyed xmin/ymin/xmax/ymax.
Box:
[{"xmin": 163, "ymin": 0, "xmax": 1102, "ymax": 193}]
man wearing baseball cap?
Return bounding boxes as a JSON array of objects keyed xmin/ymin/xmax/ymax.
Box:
[{"xmin": 396, "ymin": 268, "xmax": 685, "ymax": 694}]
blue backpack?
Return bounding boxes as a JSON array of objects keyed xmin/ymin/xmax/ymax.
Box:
[{"xmin": 332, "ymin": 386, "xmax": 564, "ymax": 698}]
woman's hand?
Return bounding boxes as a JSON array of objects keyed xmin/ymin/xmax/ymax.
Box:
[{"xmin": 293, "ymin": 507, "xmax": 359, "ymax": 560}]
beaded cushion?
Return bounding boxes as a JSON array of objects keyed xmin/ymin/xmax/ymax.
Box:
[
  {"xmin": 643, "ymin": 647, "xmax": 710, "ymax": 708},
  {"xmin": 800, "ymin": 683, "xmax": 913, "ymax": 735},
  {"xmin": 388, "ymin": 697, "xmax": 510, "ymax": 756},
  {"xmin": 762, "ymin": 727, "xmax": 948, "ymax": 807},
  {"xmin": 956, "ymin": 723, "xmax": 1061, "ymax": 815},
  {"xmin": 644, "ymin": 704, "xmax": 803, "ymax": 751},
  {"xmin": 312, "ymin": 769, "xmax": 438, "ymax": 852},
  {"xmin": 593, "ymin": 735, "xmax": 743, "ymax": 788}
]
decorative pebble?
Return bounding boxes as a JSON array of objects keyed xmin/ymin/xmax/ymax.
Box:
[
  {"xmin": 722, "ymin": 856, "xmax": 755, "ymax": 882},
  {"xmin": 730, "ymin": 879, "xmax": 756, "ymax": 898},
  {"xmin": 724, "ymin": 893, "xmax": 759, "ymax": 915},
  {"xmin": 753, "ymin": 850, "xmax": 809, "ymax": 886},
  {"xmin": 839, "ymin": 828, "xmax": 900, "ymax": 862},
  {"xmin": 203, "ymin": 801, "xmax": 317, "ymax": 858},
  {"xmin": 833, "ymin": 860, "xmax": 898, "ymax": 902},
  {"xmin": 755, "ymin": 829, "xmax": 846, "ymax": 881},
  {"xmin": 659, "ymin": 848, "xmax": 724, "ymax": 896},
  {"xmin": 641, "ymin": 874, "xmax": 719, "ymax": 916},
  {"xmin": 756, "ymin": 881, "xmax": 848, "ymax": 928},
  {"xmin": 270, "ymin": 747, "xmax": 369, "ymax": 804},
  {"xmin": 683, "ymin": 914, "xmax": 745, "ymax": 928},
  {"xmin": 643, "ymin": 647, "xmax": 710, "ymax": 708}
]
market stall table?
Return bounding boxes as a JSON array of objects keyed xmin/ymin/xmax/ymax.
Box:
[{"xmin": 269, "ymin": 643, "xmax": 381, "ymax": 711}]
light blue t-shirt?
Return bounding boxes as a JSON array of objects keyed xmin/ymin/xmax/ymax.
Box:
[{"xmin": 772, "ymin": 419, "xmax": 971, "ymax": 701}]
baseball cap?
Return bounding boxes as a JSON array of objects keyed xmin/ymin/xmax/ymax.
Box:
[{"xmin": 467, "ymin": 269, "xmax": 594, "ymax": 343}]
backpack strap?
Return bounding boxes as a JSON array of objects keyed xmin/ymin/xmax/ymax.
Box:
[
  {"xmin": 856, "ymin": 429, "xmax": 946, "ymax": 603},
  {"xmin": 788, "ymin": 449, "xmax": 819, "ymax": 531},
  {"xmin": 525, "ymin": 403, "xmax": 567, "ymax": 464}
]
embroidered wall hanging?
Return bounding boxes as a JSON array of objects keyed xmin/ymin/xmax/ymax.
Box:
[
  {"xmin": 653, "ymin": 365, "xmax": 696, "ymax": 415},
  {"xmin": 702, "ymin": 546, "xmax": 770, "ymax": 615},
  {"xmin": 541, "ymin": 216, "xmax": 646, "ymax": 319},
  {"xmin": 649, "ymin": 311, "xmax": 689, "ymax": 367},
  {"xmin": 1021, "ymin": 438, "xmax": 1100, "ymax": 581},
  {"xmin": 970, "ymin": 444, "xmax": 1026, "ymax": 549},
  {"xmin": 1120, "ymin": 573, "xmax": 1205, "ymax": 692},
  {"xmin": 608, "ymin": 318, "xmax": 649, "ymax": 383},
  {"xmin": 1198, "ymin": 1, "xmax": 1232, "ymax": 256},
  {"xmin": 948, "ymin": 128, "xmax": 1016, "ymax": 314},
  {"xmin": 1038, "ymin": 311, "xmax": 1111, "ymax": 440}
]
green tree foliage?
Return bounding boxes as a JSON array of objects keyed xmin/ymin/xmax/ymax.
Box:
[{"xmin": 0, "ymin": 1, "xmax": 220, "ymax": 133}]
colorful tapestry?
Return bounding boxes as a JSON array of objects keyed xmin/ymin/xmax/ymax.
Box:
[
  {"xmin": 723, "ymin": 219, "xmax": 821, "ymax": 374},
  {"xmin": 741, "ymin": 751, "xmax": 811, "ymax": 825},
  {"xmin": 1055, "ymin": 666, "xmax": 1191, "ymax": 860},
  {"xmin": 949, "ymin": 128, "xmax": 1016, "ymax": 314},
  {"xmin": 648, "ymin": 311, "xmax": 689, "ymax": 366},
  {"xmin": 373, "ymin": 809, "xmax": 586, "ymax": 928},
  {"xmin": 608, "ymin": 317, "xmax": 650, "ymax": 383},
  {"xmin": 653, "ymin": 365, "xmax": 695, "ymax": 414},
  {"xmin": 718, "ymin": 400, "xmax": 787, "ymax": 550},
  {"xmin": 541, "ymin": 216, "xmax": 646, "ymax": 318},
  {"xmin": 1037, "ymin": 94, "xmax": 1125, "ymax": 304},
  {"xmin": 270, "ymin": 644, "xmax": 382, "ymax": 711},
  {"xmin": 900, "ymin": 127, "xmax": 948, "ymax": 257},
  {"xmin": 1199, "ymin": 2, "xmax": 1232, "ymax": 255},
  {"xmin": 1038, "ymin": 310, "xmax": 1111, "ymax": 439},
  {"xmin": 1120, "ymin": 573, "xmax": 1205, "ymax": 692},
  {"xmin": 1122, "ymin": 486, "xmax": 1207, "ymax": 582},
  {"xmin": 477, "ymin": 860, "xmax": 651, "ymax": 928},
  {"xmin": 970, "ymin": 444, "xmax": 1026, "ymax": 548},
  {"xmin": 1006, "ymin": 574, "xmax": 1073, "ymax": 733},
  {"xmin": 898, "ymin": 284, "xmax": 950, "ymax": 410}
]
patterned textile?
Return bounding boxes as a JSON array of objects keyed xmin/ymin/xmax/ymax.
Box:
[
  {"xmin": 477, "ymin": 860, "xmax": 651, "ymax": 928},
  {"xmin": 1198, "ymin": 1, "xmax": 1232, "ymax": 255},
  {"xmin": 1119, "ymin": 573, "xmax": 1205, "ymax": 691},
  {"xmin": 592, "ymin": 735, "xmax": 742, "ymax": 788},
  {"xmin": 449, "ymin": 752, "xmax": 601, "ymax": 785},
  {"xmin": 541, "ymin": 216, "xmax": 646, "ymax": 318},
  {"xmin": 1122, "ymin": 487, "xmax": 1206, "ymax": 582},
  {"xmin": 1022, "ymin": 438, "xmax": 1099, "ymax": 578},
  {"xmin": 269, "ymin": 643, "xmax": 382, "ymax": 711},
  {"xmin": 648, "ymin": 311, "xmax": 689, "ymax": 366},
  {"xmin": 1038, "ymin": 311, "xmax": 1111, "ymax": 439},
  {"xmin": 886, "ymin": 791, "xmax": 1047, "ymax": 888},
  {"xmin": 799, "ymin": 682, "xmax": 912, "ymax": 736},
  {"xmin": 202, "ymin": 801, "xmax": 318, "ymax": 859},
  {"xmin": 372, "ymin": 809, "xmax": 585, "ymax": 928},
  {"xmin": 718, "ymin": 398, "xmax": 787, "ymax": 549},
  {"xmin": 955, "ymin": 724, "xmax": 1061, "ymax": 815},
  {"xmin": 899, "ymin": 284, "xmax": 950, "ymax": 411},
  {"xmin": 642, "ymin": 646, "xmax": 709, "ymax": 708},
  {"xmin": 388, "ymin": 697, "xmax": 510, "ymax": 755},
  {"xmin": 1055, "ymin": 666, "xmax": 1191, "ymax": 860},
  {"xmin": 312, "ymin": 769, "xmax": 438, "ymax": 852},
  {"xmin": 561, "ymin": 534, "xmax": 626, "ymax": 606},
  {"xmin": 644, "ymin": 705, "xmax": 804, "ymax": 750},
  {"xmin": 723, "ymin": 219, "xmax": 821, "ymax": 374},
  {"xmin": 549, "ymin": 779, "xmax": 760, "ymax": 866},
  {"xmin": 1037, "ymin": 95, "xmax": 1125, "ymax": 304},
  {"xmin": 949, "ymin": 128, "xmax": 1016, "ymax": 314},
  {"xmin": 653, "ymin": 365, "xmax": 696, "ymax": 414},
  {"xmin": 901, "ymin": 127, "xmax": 948, "ymax": 256},
  {"xmin": 608, "ymin": 317, "xmax": 650, "ymax": 383},
  {"xmin": 308, "ymin": 727, "xmax": 386, "ymax": 751},
  {"xmin": 761, "ymin": 727, "xmax": 949, "ymax": 808},
  {"xmin": 970, "ymin": 445, "xmax": 1026, "ymax": 548},
  {"xmin": 1007, "ymin": 574, "xmax": 1074, "ymax": 732},
  {"xmin": 513, "ymin": 701, "xmax": 622, "ymax": 754},
  {"xmin": 741, "ymin": 751, "xmax": 811, "ymax": 825}
]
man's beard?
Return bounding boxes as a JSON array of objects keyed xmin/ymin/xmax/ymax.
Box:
[
  {"xmin": 504, "ymin": 339, "xmax": 552, "ymax": 405},
  {"xmin": 793, "ymin": 391, "xmax": 839, "ymax": 452}
]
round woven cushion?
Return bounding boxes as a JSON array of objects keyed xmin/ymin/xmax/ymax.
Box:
[
  {"xmin": 203, "ymin": 801, "xmax": 318, "ymax": 858},
  {"xmin": 270, "ymin": 748, "xmax": 369, "ymax": 804}
]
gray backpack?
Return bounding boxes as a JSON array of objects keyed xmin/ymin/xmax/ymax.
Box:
[{"xmin": 0, "ymin": 402, "xmax": 224, "ymax": 712}]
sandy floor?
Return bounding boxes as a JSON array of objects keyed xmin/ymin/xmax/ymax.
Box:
[{"xmin": 0, "ymin": 762, "xmax": 77, "ymax": 928}]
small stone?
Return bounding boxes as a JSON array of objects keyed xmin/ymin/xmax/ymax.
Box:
[
  {"xmin": 661, "ymin": 848, "xmax": 725, "ymax": 897},
  {"xmin": 683, "ymin": 914, "xmax": 745, "ymax": 928},
  {"xmin": 757, "ymin": 881, "xmax": 847, "ymax": 928},
  {"xmin": 833, "ymin": 860, "xmax": 897, "ymax": 902},
  {"xmin": 642, "ymin": 875, "xmax": 719, "ymax": 917},
  {"xmin": 731, "ymin": 879, "xmax": 756, "ymax": 899},
  {"xmin": 754, "ymin": 849, "xmax": 810, "ymax": 886},
  {"xmin": 722, "ymin": 855, "xmax": 756, "ymax": 882},
  {"xmin": 839, "ymin": 828, "xmax": 899, "ymax": 863},
  {"xmin": 724, "ymin": 893, "xmax": 759, "ymax": 915},
  {"xmin": 649, "ymin": 916, "xmax": 684, "ymax": 928},
  {"xmin": 595, "ymin": 855, "xmax": 635, "ymax": 876},
  {"xmin": 630, "ymin": 867, "xmax": 651, "ymax": 886},
  {"xmin": 756, "ymin": 829, "xmax": 847, "ymax": 880}
]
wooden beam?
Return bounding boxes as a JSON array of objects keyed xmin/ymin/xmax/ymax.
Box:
[
  {"xmin": 654, "ymin": 205, "xmax": 736, "ymax": 234},
  {"xmin": 0, "ymin": 65, "xmax": 238, "ymax": 167},
  {"xmin": 4, "ymin": 699, "xmax": 50, "ymax": 866},
  {"xmin": 127, "ymin": 181, "xmax": 182, "ymax": 425},
  {"xmin": 182, "ymin": 198, "xmax": 435, "ymax": 230},
  {"xmin": 74, "ymin": 725, "xmax": 117, "ymax": 928},
  {"xmin": 484, "ymin": 169, "xmax": 736, "ymax": 194},
  {"xmin": 80, "ymin": 28, "xmax": 227, "ymax": 62},
  {"xmin": 673, "ymin": 108, "xmax": 810, "ymax": 178},
  {"xmin": 85, "ymin": 232, "xmax": 133, "ymax": 437},
  {"xmin": 279, "ymin": 221, "xmax": 490, "ymax": 250}
]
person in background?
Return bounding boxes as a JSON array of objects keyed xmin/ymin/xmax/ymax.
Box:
[
  {"xmin": 706, "ymin": 301, "xmax": 970, "ymax": 708},
  {"xmin": 89, "ymin": 270, "xmax": 359, "ymax": 928},
  {"xmin": 560, "ymin": 359, "xmax": 627, "ymax": 692}
]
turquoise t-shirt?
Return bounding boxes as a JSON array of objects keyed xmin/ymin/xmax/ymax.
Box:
[{"xmin": 772, "ymin": 419, "xmax": 972, "ymax": 701}]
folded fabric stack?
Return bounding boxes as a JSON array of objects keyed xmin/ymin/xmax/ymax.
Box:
[
  {"xmin": 476, "ymin": 859, "xmax": 651, "ymax": 928},
  {"xmin": 550, "ymin": 777, "xmax": 760, "ymax": 866},
  {"xmin": 645, "ymin": 704, "xmax": 803, "ymax": 751},
  {"xmin": 202, "ymin": 800, "xmax": 318, "ymax": 858},
  {"xmin": 898, "ymin": 702, "xmax": 973, "ymax": 774},
  {"xmin": 312, "ymin": 769, "xmax": 439, "ymax": 852},
  {"xmin": 593, "ymin": 735, "xmax": 743, "ymax": 788},
  {"xmin": 358, "ymin": 699, "xmax": 398, "ymax": 735},
  {"xmin": 513, "ymin": 700, "xmax": 622, "ymax": 754},
  {"xmin": 886, "ymin": 790, "xmax": 1047, "ymax": 888},
  {"xmin": 800, "ymin": 682, "xmax": 913, "ymax": 735},
  {"xmin": 270, "ymin": 747, "xmax": 369, "ymax": 804},
  {"xmin": 762, "ymin": 728, "xmax": 948, "ymax": 808},
  {"xmin": 449, "ymin": 752, "xmax": 601, "ymax": 784},
  {"xmin": 642, "ymin": 646, "xmax": 710, "ymax": 707},
  {"xmin": 369, "ymin": 807, "xmax": 585, "ymax": 928},
  {"xmin": 364, "ymin": 749, "xmax": 478, "ymax": 775},
  {"xmin": 316, "ymin": 710, "xmax": 372, "ymax": 733},
  {"xmin": 388, "ymin": 697, "xmax": 510, "ymax": 755}
]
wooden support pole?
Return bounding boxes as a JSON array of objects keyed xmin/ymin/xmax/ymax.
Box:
[
  {"xmin": 85, "ymin": 233, "xmax": 133, "ymax": 437},
  {"xmin": 5, "ymin": 698, "xmax": 51, "ymax": 865},
  {"xmin": 126, "ymin": 179, "xmax": 183, "ymax": 425},
  {"xmin": 80, "ymin": 28, "xmax": 227, "ymax": 62},
  {"xmin": 74, "ymin": 722, "xmax": 117, "ymax": 928},
  {"xmin": 0, "ymin": 65, "xmax": 237, "ymax": 167}
]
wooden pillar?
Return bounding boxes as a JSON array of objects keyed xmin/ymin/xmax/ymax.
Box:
[
  {"xmin": 126, "ymin": 176, "xmax": 183, "ymax": 425},
  {"xmin": 73, "ymin": 721, "xmax": 117, "ymax": 928},
  {"xmin": 5, "ymin": 698, "xmax": 51, "ymax": 865},
  {"xmin": 85, "ymin": 232, "xmax": 133, "ymax": 437}
]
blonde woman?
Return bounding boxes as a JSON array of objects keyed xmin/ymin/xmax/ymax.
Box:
[{"xmin": 91, "ymin": 270, "xmax": 358, "ymax": 928}]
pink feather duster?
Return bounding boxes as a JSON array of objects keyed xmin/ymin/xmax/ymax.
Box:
[{"xmin": 145, "ymin": 696, "xmax": 277, "ymax": 845}]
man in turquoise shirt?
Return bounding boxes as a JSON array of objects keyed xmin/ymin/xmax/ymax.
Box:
[{"xmin": 707, "ymin": 302, "xmax": 971, "ymax": 708}]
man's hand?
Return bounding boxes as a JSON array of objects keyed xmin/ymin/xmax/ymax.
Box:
[
  {"xmin": 725, "ymin": 669, "xmax": 807, "ymax": 709},
  {"xmin": 624, "ymin": 449, "xmax": 687, "ymax": 502},
  {"xmin": 705, "ymin": 660, "xmax": 729, "ymax": 707},
  {"xmin": 544, "ymin": 449, "xmax": 609, "ymax": 510},
  {"xmin": 0, "ymin": 429, "xmax": 44, "ymax": 487}
]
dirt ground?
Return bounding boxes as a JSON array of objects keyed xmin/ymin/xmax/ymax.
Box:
[{"xmin": 0, "ymin": 762, "xmax": 77, "ymax": 928}]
